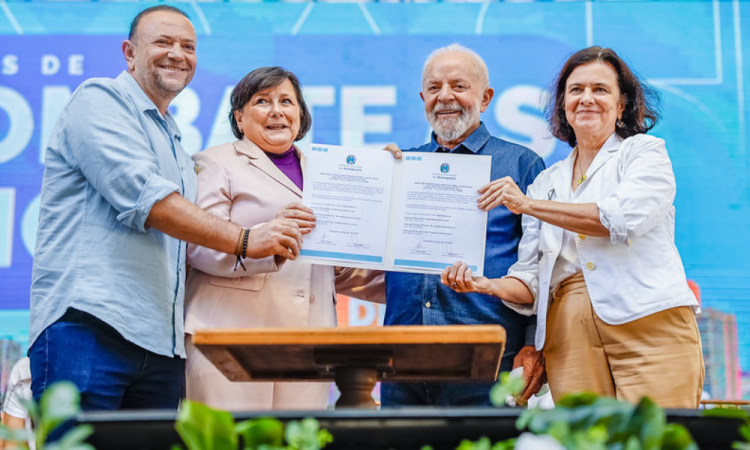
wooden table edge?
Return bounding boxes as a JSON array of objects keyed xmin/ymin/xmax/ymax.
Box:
[{"xmin": 193, "ymin": 325, "xmax": 506, "ymax": 346}]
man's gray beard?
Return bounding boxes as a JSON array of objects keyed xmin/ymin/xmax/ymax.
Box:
[{"xmin": 428, "ymin": 102, "xmax": 481, "ymax": 143}]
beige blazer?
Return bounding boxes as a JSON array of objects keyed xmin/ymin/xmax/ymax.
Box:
[
  {"xmin": 184, "ymin": 138, "xmax": 336, "ymax": 411},
  {"xmin": 185, "ymin": 138, "xmax": 337, "ymax": 335},
  {"xmin": 183, "ymin": 138, "xmax": 384, "ymax": 411}
]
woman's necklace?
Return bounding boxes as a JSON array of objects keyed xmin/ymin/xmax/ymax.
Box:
[{"xmin": 576, "ymin": 152, "xmax": 587, "ymax": 186}]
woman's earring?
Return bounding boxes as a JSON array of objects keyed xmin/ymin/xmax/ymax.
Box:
[{"xmin": 616, "ymin": 119, "xmax": 625, "ymax": 129}]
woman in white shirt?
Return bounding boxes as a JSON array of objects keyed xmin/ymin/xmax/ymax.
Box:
[{"xmin": 442, "ymin": 46, "xmax": 703, "ymax": 408}]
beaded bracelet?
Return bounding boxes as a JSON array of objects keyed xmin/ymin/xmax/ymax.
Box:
[{"xmin": 233, "ymin": 228, "xmax": 250, "ymax": 272}]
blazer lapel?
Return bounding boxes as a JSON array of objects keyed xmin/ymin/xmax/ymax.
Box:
[
  {"xmin": 582, "ymin": 133, "xmax": 622, "ymax": 183},
  {"xmin": 549, "ymin": 151, "xmax": 576, "ymax": 202},
  {"xmin": 233, "ymin": 138, "xmax": 303, "ymax": 198}
]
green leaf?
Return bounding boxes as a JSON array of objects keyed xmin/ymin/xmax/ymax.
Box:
[
  {"xmin": 51, "ymin": 424, "xmax": 95, "ymax": 450},
  {"xmin": 175, "ymin": 400, "xmax": 238, "ymax": 450},
  {"xmin": 623, "ymin": 435, "xmax": 643, "ymax": 450},
  {"xmin": 629, "ymin": 397, "xmax": 665, "ymax": 450},
  {"xmin": 491, "ymin": 438, "xmax": 516, "ymax": 450},
  {"xmin": 556, "ymin": 392, "xmax": 600, "ymax": 408},
  {"xmin": 236, "ymin": 418, "xmax": 284, "ymax": 449},
  {"xmin": 20, "ymin": 397, "xmax": 40, "ymax": 424},
  {"xmin": 490, "ymin": 372, "xmax": 525, "ymax": 407},
  {"xmin": 545, "ymin": 420, "xmax": 571, "ymax": 443},
  {"xmin": 456, "ymin": 437, "xmax": 492, "ymax": 450},
  {"xmin": 0, "ymin": 423, "xmax": 30, "ymax": 443},
  {"xmin": 516, "ymin": 407, "xmax": 541, "ymax": 431},
  {"xmin": 565, "ymin": 427, "xmax": 608, "ymax": 450},
  {"xmin": 661, "ymin": 423, "xmax": 697, "ymax": 450},
  {"xmin": 38, "ymin": 381, "xmax": 81, "ymax": 440},
  {"xmin": 316, "ymin": 429, "xmax": 333, "ymax": 449},
  {"xmin": 520, "ymin": 395, "xmax": 631, "ymax": 437},
  {"xmin": 40, "ymin": 381, "xmax": 80, "ymax": 422},
  {"xmin": 740, "ymin": 424, "xmax": 750, "ymax": 443},
  {"xmin": 575, "ymin": 397, "xmax": 632, "ymax": 431},
  {"xmin": 285, "ymin": 418, "xmax": 331, "ymax": 450}
]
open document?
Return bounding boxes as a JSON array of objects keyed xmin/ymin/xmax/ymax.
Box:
[{"xmin": 299, "ymin": 144, "xmax": 491, "ymax": 275}]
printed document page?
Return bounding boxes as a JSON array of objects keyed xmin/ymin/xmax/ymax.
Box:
[
  {"xmin": 390, "ymin": 152, "xmax": 490, "ymax": 275},
  {"xmin": 299, "ymin": 144, "xmax": 490, "ymax": 275},
  {"xmin": 300, "ymin": 144, "xmax": 394, "ymax": 265}
]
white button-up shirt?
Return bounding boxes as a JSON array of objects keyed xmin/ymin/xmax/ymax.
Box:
[{"xmin": 506, "ymin": 133, "xmax": 699, "ymax": 350}]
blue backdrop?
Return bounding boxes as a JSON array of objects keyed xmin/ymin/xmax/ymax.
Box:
[{"xmin": 1, "ymin": 0, "xmax": 748, "ymax": 390}]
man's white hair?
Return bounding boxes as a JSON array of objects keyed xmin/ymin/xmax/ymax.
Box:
[{"xmin": 422, "ymin": 44, "xmax": 490, "ymax": 90}]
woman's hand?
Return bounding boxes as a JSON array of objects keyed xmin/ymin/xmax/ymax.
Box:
[
  {"xmin": 477, "ymin": 176, "xmax": 531, "ymax": 214},
  {"xmin": 276, "ymin": 202, "xmax": 316, "ymax": 235},
  {"xmin": 441, "ymin": 261, "xmax": 491, "ymax": 294}
]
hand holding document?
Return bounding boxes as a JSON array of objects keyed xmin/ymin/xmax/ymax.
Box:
[{"xmin": 300, "ymin": 144, "xmax": 491, "ymax": 275}]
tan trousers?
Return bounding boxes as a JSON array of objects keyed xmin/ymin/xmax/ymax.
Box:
[{"xmin": 544, "ymin": 273, "xmax": 704, "ymax": 408}]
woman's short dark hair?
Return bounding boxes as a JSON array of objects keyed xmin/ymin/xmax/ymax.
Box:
[
  {"xmin": 229, "ymin": 67, "xmax": 311, "ymax": 141},
  {"xmin": 546, "ymin": 46, "xmax": 661, "ymax": 148}
]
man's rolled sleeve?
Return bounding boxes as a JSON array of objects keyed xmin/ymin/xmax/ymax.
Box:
[
  {"xmin": 117, "ymin": 172, "xmax": 180, "ymax": 232},
  {"xmin": 64, "ymin": 81, "xmax": 177, "ymax": 233}
]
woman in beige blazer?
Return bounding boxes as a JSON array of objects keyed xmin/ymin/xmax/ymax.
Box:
[{"xmin": 184, "ymin": 67, "xmax": 382, "ymax": 411}]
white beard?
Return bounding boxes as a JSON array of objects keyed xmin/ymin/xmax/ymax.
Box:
[{"xmin": 427, "ymin": 101, "xmax": 481, "ymax": 143}]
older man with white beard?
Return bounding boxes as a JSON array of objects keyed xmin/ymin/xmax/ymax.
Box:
[{"xmin": 381, "ymin": 44, "xmax": 547, "ymax": 407}]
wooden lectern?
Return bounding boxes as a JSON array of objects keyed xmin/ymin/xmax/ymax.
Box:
[{"xmin": 193, "ymin": 325, "xmax": 506, "ymax": 409}]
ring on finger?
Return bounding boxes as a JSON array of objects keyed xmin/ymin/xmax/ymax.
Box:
[{"xmin": 450, "ymin": 283, "xmax": 458, "ymax": 288}]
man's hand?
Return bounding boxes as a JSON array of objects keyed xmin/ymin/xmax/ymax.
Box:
[
  {"xmin": 513, "ymin": 345, "xmax": 546, "ymax": 406},
  {"xmin": 383, "ymin": 143, "xmax": 403, "ymax": 159},
  {"xmin": 276, "ymin": 202, "xmax": 316, "ymax": 235},
  {"xmin": 245, "ymin": 219, "xmax": 302, "ymax": 260}
]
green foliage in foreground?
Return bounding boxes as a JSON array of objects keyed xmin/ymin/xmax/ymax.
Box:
[
  {"xmin": 0, "ymin": 381, "xmax": 94, "ymax": 450},
  {"xmin": 514, "ymin": 393, "xmax": 697, "ymax": 450},
  {"xmin": 8, "ymin": 376, "xmax": 750, "ymax": 450},
  {"xmin": 455, "ymin": 373, "xmax": 699, "ymax": 450},
  {"xmin": 172, "ymin": 399, "xmax": 332, "ymax": 450}
]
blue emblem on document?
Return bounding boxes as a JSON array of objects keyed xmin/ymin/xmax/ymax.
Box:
[
  {"xmin": 346, "ymin": 155, "xmax": 356, "ymax": 165},
  {"xmin": 440, "ymin": 163, "xmax": 450, "ymax": 173}
]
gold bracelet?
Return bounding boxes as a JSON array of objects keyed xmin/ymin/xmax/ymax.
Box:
[
  {"xmin": 233, "ymin": 228, "xmax": 250, "ymax": 272},
  {"xmin": 235, "ymin": 228, "xmax": 246, "ymax": 256}
]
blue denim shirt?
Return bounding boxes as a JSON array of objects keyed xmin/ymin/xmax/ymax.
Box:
[
  {"xmin": 384, "ymin": 123, "xmax": 545, "ymax": 371},
  {"xmin": 29, "ymin": 71, "xmax": 197, "ymax": 358}
]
